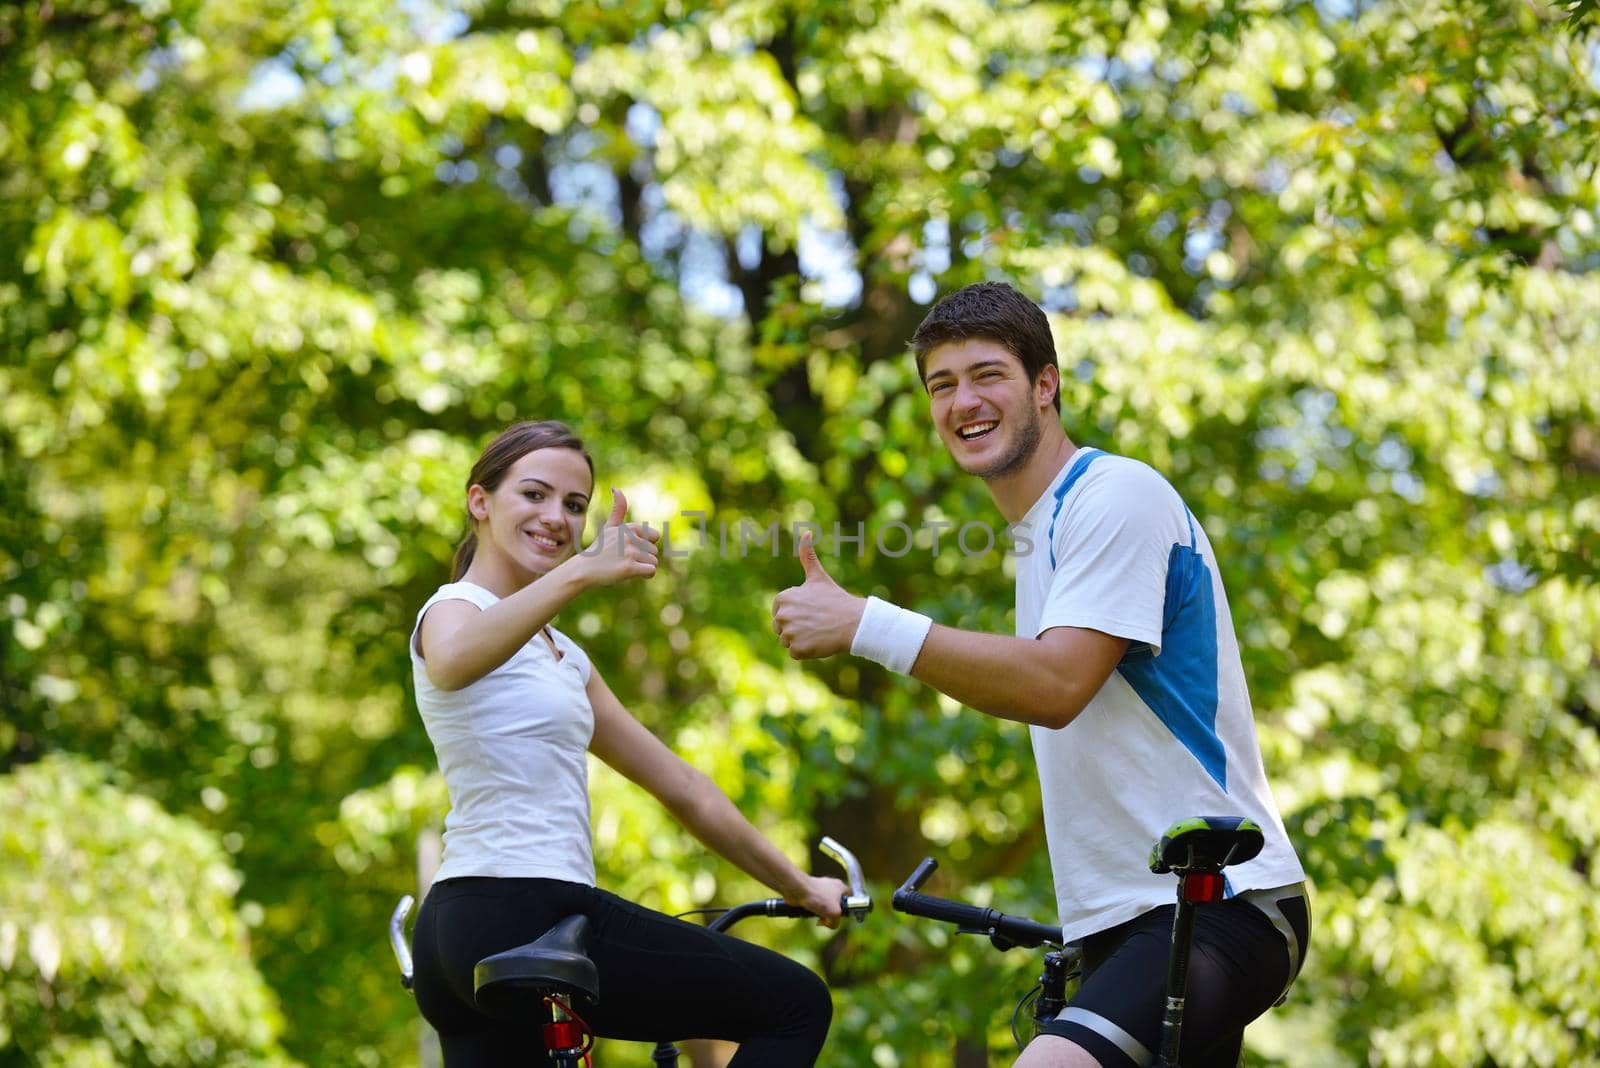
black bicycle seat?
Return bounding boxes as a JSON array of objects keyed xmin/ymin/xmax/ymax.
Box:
[
  {"xmin": 473, "ymin": 914, "xmax": 600, "ymax": 1018},
  {"xmin": 1149, "ymin": 816, "xmax": 1264, "ymax": 875}
]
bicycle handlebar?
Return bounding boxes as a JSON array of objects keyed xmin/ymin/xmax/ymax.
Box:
[
  {"xmin": 707, "ymin": 897, "xmax": 817, "ymax": 930},
  {"xmin": 892, "ymin": 857, "xmax": 1064, "ymax": 950},
  {"xmin": 389, "ymin": 894, "xmax": 416, "ymax": 990},
  {"xmin": 709, "ymin": 835, "xmax": 873, "ymax": 931}
]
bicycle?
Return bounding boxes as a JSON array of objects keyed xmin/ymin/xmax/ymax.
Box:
[
  {"xmin": 389, "ymin": 836, "xmax": 873, "ymax": 1066},
  {"xmin": 892, "ymin": 815, "xmax": 1265, "ymax": 1067}
]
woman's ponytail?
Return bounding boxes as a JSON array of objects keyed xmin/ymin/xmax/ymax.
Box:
[{"xmin": 450, "ymin": 531, "xmax": 478, "ymax": 581}]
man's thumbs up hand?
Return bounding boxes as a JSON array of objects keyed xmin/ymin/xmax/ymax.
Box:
[
  {"xmin": 797, "ymin": 530, "xmax": 837, "ymax": 587},
  {"xmin": 771, "ymin": 530, "xmax": 865, "ymax": 660}
]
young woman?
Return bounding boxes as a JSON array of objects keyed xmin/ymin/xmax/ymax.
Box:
[{"xmin": 409, "ymin": 420, "xmax": 845, "ymax": 1066}]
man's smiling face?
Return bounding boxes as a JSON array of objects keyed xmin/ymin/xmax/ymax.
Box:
[{"xmin": 923, "ymin": 338, "xmax": 1053, "ymax": 480}]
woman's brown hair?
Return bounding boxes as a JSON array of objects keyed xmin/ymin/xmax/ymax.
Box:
[{"xmin": 451, "ymin": 421, "xmax": 595, "ymax": 581}]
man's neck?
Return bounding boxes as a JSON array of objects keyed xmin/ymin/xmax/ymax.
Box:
[{"xmin": 986, "ymin": 430, "xmax": 1078, "ymax": 524}]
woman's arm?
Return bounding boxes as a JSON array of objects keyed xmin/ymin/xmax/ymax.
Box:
[
  {"xmin": 419, "ymin": 496, "xmax": 658, "ymax": 691},
  {"xmin": 418, "ymin": 566, "xmax": 588, "ymax": 691},
  {"xmin": 585, "ymin": 669, "xmax": 846, "ymax": 923}
]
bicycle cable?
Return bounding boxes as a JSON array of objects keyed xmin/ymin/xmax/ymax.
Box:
[
  {"xmin": 543, "ymin": 993, "xmax": 597, "ymax": 1067},
  {"xmin": 1011, "ymin": 984, "xmax": 1042, "ymax": 1050}
]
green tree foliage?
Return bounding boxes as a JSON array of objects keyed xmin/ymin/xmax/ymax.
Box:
[
  {"xmin": 2, "ymin": 0, "xmax": 1597, "ymax": 1065},
  {"xmin": 0, "ymin": 754, "xmax": 294, "ymax": 1067}
]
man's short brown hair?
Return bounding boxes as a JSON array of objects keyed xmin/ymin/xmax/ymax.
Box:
[{"xmin": 909, "ymin": 282, "xmax": 1061, "ymax": 412}]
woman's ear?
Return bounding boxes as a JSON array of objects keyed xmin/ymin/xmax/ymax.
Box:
[{"xmin": 466, "ymin": 484, "xmax": 490, "ymax": 522}]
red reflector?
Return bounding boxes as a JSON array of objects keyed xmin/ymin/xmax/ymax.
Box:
[
  {"xmin": 1182, "ymin": 872, "xmax": 1225, "ymax": 903},
  {"xmin": 546, "ymin": 1021, "xmax": 581, "ymax": 1050}
]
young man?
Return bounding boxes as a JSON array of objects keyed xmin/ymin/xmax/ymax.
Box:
[{"xmin": 771, "ymin": 282, "xmax": 1308, "ymax": 1068}]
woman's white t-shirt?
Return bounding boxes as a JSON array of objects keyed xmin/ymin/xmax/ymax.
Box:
[{"xmin": 410, "ymin": 581, "xmax": 597, "ymax": 885}]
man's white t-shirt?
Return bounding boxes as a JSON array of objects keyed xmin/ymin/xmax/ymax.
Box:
[
  {"xmin": 410, "ymin": 581, "xmax": 597, "ymax": 885},
  {"xmin": 1014, "ymin": 448, "xmax": 1305, "ymax": 942}
]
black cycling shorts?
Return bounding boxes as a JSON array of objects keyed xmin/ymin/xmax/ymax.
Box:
[{"xmin": 1037, "ymin": 885, "xmax": 1310, "ymax": 1068}]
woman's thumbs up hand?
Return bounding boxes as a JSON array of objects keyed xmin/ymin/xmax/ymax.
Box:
[{"xmin": 572, "ymin": 488, "xmax": 660, "ymax": 587}]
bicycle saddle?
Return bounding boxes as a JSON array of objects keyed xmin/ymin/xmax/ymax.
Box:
[
  {"xmin": 473, "ymin": 914, "xmax": 600, "ymax": 1018},
  {"xmin": 1149, "ymin": 816, "xmax": 1264, "ymax": 875}
]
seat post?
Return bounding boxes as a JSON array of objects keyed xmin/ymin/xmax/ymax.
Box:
[
  {"xmin": 543, "ymin": 996, "xmax": 588, "ymax": 1066},
  {"xmin": 472, "ymin": 912, "xmax": 599, "ymax": 1064},
  {"xmin": 1147, "ymin": 816, "xmax": 1266, "ymax": 1067},
  {"xmin": 1158, "ymin": 897, "xmax": 1199, "ymax": 1067}
]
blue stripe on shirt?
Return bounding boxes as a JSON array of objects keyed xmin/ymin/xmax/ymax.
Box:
[
  {"xmin": 1046, "ymin": 449, "xmax": 1104, "ymax": 571},
  {"xmin": 1116, "ymin": 512, "xmax": 1227, "ymax": 790},
  {"xmin": 1043, "ymin": 455, "xmax": 1228, "ymax": 789}
]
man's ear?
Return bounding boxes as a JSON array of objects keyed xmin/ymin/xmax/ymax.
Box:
[
  {"xmin": 466, "ymin": 484, "xmax": 490, "ymax": 522},
  {"xmin": 1037, "ymin": 364, "xmax": 1061, "ymax": 408}
]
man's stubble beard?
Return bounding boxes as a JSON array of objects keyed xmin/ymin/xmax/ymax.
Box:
[{"xmin": 968, "ymin": 406, "xmax": 1044, "ymax": 481}]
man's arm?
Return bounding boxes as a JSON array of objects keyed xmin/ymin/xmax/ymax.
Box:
[
  {"xmin": 910, "ymin": 624, "xmax": 1129, "ymax": 730},
  {"xmin": 771, "ymin": 536, "xmax": 1128, "ymax": 729}
]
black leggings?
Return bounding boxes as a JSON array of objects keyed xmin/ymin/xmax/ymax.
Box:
[{"xmin": 412, "ymin": 876, "xmax": 833, "ymax": 1067}]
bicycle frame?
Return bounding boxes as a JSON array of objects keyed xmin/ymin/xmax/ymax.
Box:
[
  {"xmin": 893, "ymin": 815, "xmax": 1266, "ymax": 1068},
  {"xmin": 892, "ymin": 856, "xmax": 1082, "ymax": 1048}
]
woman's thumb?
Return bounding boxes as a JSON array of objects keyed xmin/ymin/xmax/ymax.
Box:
[{"xmin": 606, "ymin": 488, "xmax": 628, "ymax": 527}]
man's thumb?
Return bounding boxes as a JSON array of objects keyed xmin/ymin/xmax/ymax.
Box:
[
  {"xmin": 799, "ymin": 532, "xmax": 830, "ymax": 583},
  {"xmin": 606, "ymin": 488, "xmax": 628, "ymax": 527}
]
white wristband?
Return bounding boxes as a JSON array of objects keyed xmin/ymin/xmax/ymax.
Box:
[{"xmin": 850, "ymin": 596, "xmax": 933, "ymax": 675}]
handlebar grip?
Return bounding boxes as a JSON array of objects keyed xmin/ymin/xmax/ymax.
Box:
[
  {"xmin": 765, "ymin": 901, "xmax": 815, "ymax": 919},
  {"xmin": 892, "ymin": 888, "xmax": 995, "ymax": 929},
  {"xmin": 775, "ymin": 896, "xmax": 871, "ymax": 922},
  {"xmin": 993, "ymin": 914, "xmax": 1064, "ymax": 949},
  {"xmin": 700, "ymin": 838, "xmax": 874, "ymax": 934},
  {"xmin": 892, "ymin": 887, "xmax": 1064, "ymax": 949},
  {"xmin": 709, "ymin": 894, "xmax": 871, "ymax": 932}
]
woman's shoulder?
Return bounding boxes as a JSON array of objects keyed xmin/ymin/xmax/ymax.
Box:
[
  {"xmin": 419, "ymin": 580, "xmax": 499, "ymax": 614},
  {"xmin": 411, "ymin": 582, "xmax": 498, "ymax": 660}
]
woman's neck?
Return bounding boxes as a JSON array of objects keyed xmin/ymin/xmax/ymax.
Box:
[{"xmin": 461, "ymin": 554, "xmax": 536, "ymax": 599}]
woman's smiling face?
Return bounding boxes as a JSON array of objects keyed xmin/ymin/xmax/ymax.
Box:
[{"xmin": 469, "ymin": 446, "xmax": 594, "ymax": 580}]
